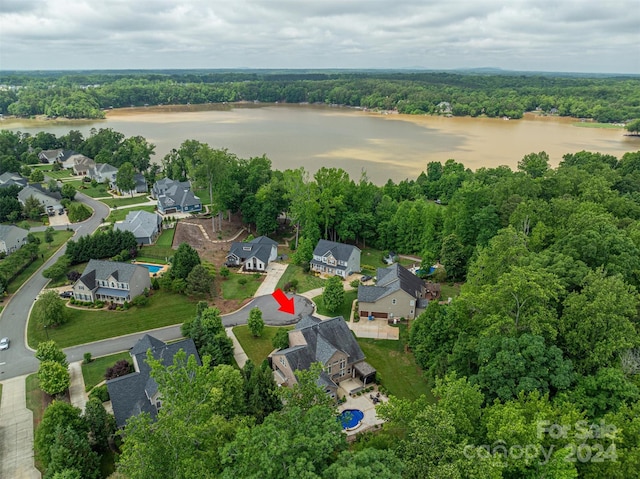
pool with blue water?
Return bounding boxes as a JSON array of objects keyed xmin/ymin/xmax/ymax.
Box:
[{"xmin": 339, "ymin": 409, "xmax": 364, "ymax": 430}]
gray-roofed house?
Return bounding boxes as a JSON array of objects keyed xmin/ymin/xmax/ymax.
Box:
[
  {"xmin": 271, "ymin": 315, "xmax": 376, "ymax": 398},
  {"xmin": 69, "ymin": 155, "xmax": 96, "ymax": 176},
  {"xmin": 152, "ymin": 177, "xmax": 202, "ymax": 215},
  {"xmin": 0, "ymin": 225, "xmax": 28, "ymax": 255},
  {"xmin": 310, "ymin": 239, "xmax": 361, "ymax": 278},
  {"xmin": 114, "ymin": 210, "xmax": 162, "ymax": 245},
  {"xmin": 88, "ymin": 163, "xmax": 119, "ymax": 184},
  {"xmin": 226, "ymin": 236, "xmax": 278, "ymax": 271},
  {"xmin": 72, "ymin": 259, "xmax": 151, "ymax": 304},
  {"xmin": 112, "ymin": 172, "xmax": 148, "ymax": 196},
  {"xmin": 38, "ymin": 149, "xmax": 66, "ymax": 164},
  {"xmin": 358, "ymin": 263, "xmax": 428, "ymax": 320},
  {"xmin": 106, "ymin": 334, "xmax": 201, "ymax": 428},
  {"xmin": 17, "ymin": 185, "xmax": 64, "ymax": 215},
  {"xmin": 0, "ymin": 172, "xmax": 27, "ymax": 189}
]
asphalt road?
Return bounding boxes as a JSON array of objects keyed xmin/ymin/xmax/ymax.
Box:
[{"xmin": 0, "ymin": 193, "xmax": 110, "ymax": 380}]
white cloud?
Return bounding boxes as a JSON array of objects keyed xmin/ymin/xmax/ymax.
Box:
[{"xmin": 0, "ymin": 0, "xmax": 638, "ymax": 73}]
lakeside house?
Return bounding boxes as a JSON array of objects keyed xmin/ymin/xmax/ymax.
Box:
[
  {"xmin": 114, "ymin": 210, "xmax": 162, "ymax": 245},
  {"xmin": 310, "ymin": 239, "xmax": 361, "ymax": 278},
  {"xmin": 225, "ymin": 236, "xmax": 278, "ymax": 271},
  {"xmin": 72, "ymin": 259, "xmax": 151, "ymax": 304},
  {"xmin": 152, "ymin": 177, "xmax": 202, "ymax": 215}
]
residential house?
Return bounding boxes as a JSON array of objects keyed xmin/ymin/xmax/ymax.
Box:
[
  {"xmin": 37, "ymin": 149, "xmax": 95, "ymax": 175},
  {"xmin": 107, "ymin": 334, "xmax": 201, "ymax": 428},
  {"xmin": 17, "ymin": 185, "xmax": 64, "ymax": 215},
  {"xmin": 72, "ymin": 259, "xmax": 151, "ymax": 304},
  {"xmin": 358, "ymin": 263, "xmax": 428, "ymax": 320},
  {"xmin": 152, "ymin": 177, "xmax": 202, "ymax": 215},
  {"xmin": 114, "ymin": 210, "xmax": 162, "ymax": 245},
  {"xmin": 38, "ymin": 149, "xmax": 67, "ymax": 164},
  {"xmin": 271, "ymin": 315, "xmax": 376, "ymax": 398},
  {"xmin": 0, "ymin": 172, "xmax": 27, "ymax": 189},
  {"xmin": 113, "ymin": 172, "xmax": 148, "ymax": 196},
  {"xmin": 88, "ymin": 163, "xmax": 119, "ymax": 184},
  {"xmin": 310, "ymin": 239, "xmax": 361, "ymax": 278},
  {"xmin": 226, "ymin": 236, "xmax": 278, "ymax": 271},
  {"xmin": 70, "ymin": 155, "xmax": 96, "ymax": 176},
  {"xmin": 0, "ymin": 225, "xmax": 28, "ymax": 255}
]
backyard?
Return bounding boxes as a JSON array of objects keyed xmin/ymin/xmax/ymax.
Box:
[
  {"xmin": 82, "ymin": 351, "xmax": 131, "ymax": 391},
  {"xmin": 313, "ymin": 290, "xmax": 357, "ymax": 320},
  {"xmin": 27, "ymin": 290, "xmax": 196, "ymax": 348},
  {"xmin": 233, "ymin": 325, "xmax": 293, "ymax": 364},
  {"xmin": 220, "ymin": 272, "xmax": 264, "ymax": 300},
  {"xmin": 106, "ymin": 204, "xmax": 156, "ymax": 223},
  {"xmin": 275, "ymin": 264, "xmax": 325, "ymax": 293},
  {"xmin": 100, "ymin": 195, "xmax": 152, "ymax": 208}
]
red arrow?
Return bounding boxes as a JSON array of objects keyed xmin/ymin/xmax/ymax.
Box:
[{"xmin": 272, "ymin": 288, "xmax": 295, "ymax": 314}]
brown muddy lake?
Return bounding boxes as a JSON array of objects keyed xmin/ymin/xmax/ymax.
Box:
[{"xmin": 3, "ymin": 103, "xmax": 638, "ymax": 184}]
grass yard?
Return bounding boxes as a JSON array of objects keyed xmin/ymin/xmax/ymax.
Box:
[
  {"xmin": 233, "ymin": 325, "xmax": 293, "ymax": 364},
  {"xmin": 72, "ymin": 181, "xmax": 112, "ymax": 198},
  {"xmin": 313, "ymin": 290, "xmax": 357, "ymax": 320},
  {"xmin": 193, "ymin": 187, "xmax": 211, "ymax": 206},
  {"xmin": 25, "ymin": 373, "xmax": 48, "ymax": 428},
  {"xmin": 358, "ymin": 327, "xmax": 434, "ymax": 402},
  {"xmin": 221, "ymin": 272, "xmax": 263, "ymax": 300},
  {"xmin": 28, "ymin": 291, "xmax": 196, "ymax": 348},
  {"xmin": 43, "ymin": 169, "xmax": 73, "ymax": 179},
  {"xmin": 6, "ymin": 229, "xmax": 74, "ymax": 294},
  {"xmin": 360, "ymin": 248, "xmax": 416, "ymax": 274},
  {"xmin": 440, "ymin": 283, "xmax": 461, "ymax": 300},
  {"xmin": 275, "ymin": 264, "xmax": 325, "ymax": 293},
  {"xmin": 101, "ymin": 195, "xmax": 152, "ymax": 208},
  {"xmin": 106, "ymin": 204, "xmax": 156, "ymax": 223},
  {"xmin": 155, "ymin": 228, "xmax": 175, "ymax": 247},
  {"xmin": 82, "ymin": 351, "xmax": 131, "ymax": 391}
]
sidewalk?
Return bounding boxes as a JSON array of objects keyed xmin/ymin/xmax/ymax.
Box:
[
  {"xmin": 68, "ymin": 361, "xmax": 88, "ymax": 411},
  {"xmin": 226, "ymin": 328, "xmax": 248, "ymax": 368},
  {"xmin": 0, "ymin": 376, "xmax": 41, "ymax": 479}
]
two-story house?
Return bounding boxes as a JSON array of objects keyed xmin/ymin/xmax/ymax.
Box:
[
  {"xmin": 310, "ymin": 239, "xmax": 361, "ymax": 278},
  {"xmin": 152, "ymin": 178, "xmax": 202, "ymax": 215},
  {"xmin": 0, "ymin": 225, "xmax": 28, "ymax": 255},
  {"xmin": 107, "ymin": 334, "xmax": 201, "ymax": 428},
  {"xmin": 88, "ymin": 163, "xmax": 119, "ymax": 184},
  {"xmin": 226, "ymin": 236, "xmax": 278, "ymax": 271},
  {"xmin": 271, "ymin": 315, "xmax": 376, "ymax": 398},
  {"xmin": 72, "ymin": 259, "xmax": 151, "ymax": 304},
  {"xmin": 358, "ymin": 263, "xmax": 428, "ymax": 320}
]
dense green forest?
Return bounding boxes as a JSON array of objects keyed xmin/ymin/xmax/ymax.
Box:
[
  {"xmin": 1, "ymin": 70, "xmax": 639, "ymax": 122},
  {"xmin": 3, "ymin": 124, "xmax": 640, "ymax": 477}
]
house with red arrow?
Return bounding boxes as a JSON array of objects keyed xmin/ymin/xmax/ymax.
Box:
[{"xmin": 270, "ymin": 315, "xmax": 376, "ymax": 398}]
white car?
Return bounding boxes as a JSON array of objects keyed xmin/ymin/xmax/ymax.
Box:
[{"xmin": 0, "ymin": 337, "xmax": 9, "ymax": 350}]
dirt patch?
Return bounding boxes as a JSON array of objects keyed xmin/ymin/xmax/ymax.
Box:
[{"xmin": 172, "ymin": 213, "xmax": 253, "ymax": 314}]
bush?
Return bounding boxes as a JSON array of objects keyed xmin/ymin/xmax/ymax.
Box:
[
  {"xmin": 104, "ymin": 360, "xmax": 132, "ymax": 380},
  {"xmin": 350, "ymin": 279, "xmax": 361, "ymax": 288},
  {"xmin": 132, "ymin": 295, "xmax": 149, "ymax": 307},
  {"xmin": 83, "ymin": 352, "xmax": 92, "ymax": 364},
  {"xmin": 89, "ymin": 385, "xmax": 110, "ymax": 402}
]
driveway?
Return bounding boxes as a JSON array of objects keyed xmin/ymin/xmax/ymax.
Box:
[
  {"xmin": 253, "ymin": 262, "xmax": 288, "ymax": 297},
  {"xmin": 222, "ymin": 294, "xmax": 314, "ymax": 327}
]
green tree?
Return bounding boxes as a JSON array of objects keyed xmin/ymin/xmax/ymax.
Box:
[
  {"xmin": 323, "ymin": 448, "xmax": 404, "ymax": 479},
  {"xmin": 170, "ymin": 242, "xmax": 201, "ymax": 280},
  {"xmin": 322, "ymin": 275, "xmax": 344, "ymax": 313},
  {"xmin": 38, "ymin": 360, "xmax": 71, "ymax": 396},
  {"xmin": 182, "ymin": 306, "xmax": 234, "ymax": 366},
  {"xmin": 43, "ymin": 255, "xmax": 71, "ymax": 280},
  {"xmin": 23, "ymin": 194, "xmax": 44, "ymax": 220},
  {"xmin": 272, "ymin": 328, "xmax": 290, "ymax": 350},
  {"xmin": 61, "ymin": 183, "xmax": 77, "ymax": 200},
  {"xmin": 44, "ymin": 225, "xmax": 54, "ymax": 244},
  {"xmin": 66, "ymin": 202, "xmax": 91, "ymax": 222},
  {"xmin": 35, "ymin": 340, "xmax": 67, "ymax": 366},
  {"xmin": 35, "ymin": 401, "xmax": 86, "ymax": 470},
  {"xmin": 242, "ymin": 360, "xmax": 282, "ymax": 423},
  {"xmin": 29, "ymin": 168, "xmax": 45, "ymax": 183},
  {"xmin": 115, "ymin": 161, "xmax": 136, "ymax": 196},
  {"xmin": 518, "ymin": 151, "xmax": 550, "ymax": 178},
  {"xmin": 83, "ymin": 397, "xmax": 116, "ymax": 451},
  {"xmin": 439, "ymin": 233, "xmax": 467, "ymax": 281},
  {"xmin": 47, "ymin": 424, "xmax": 100, "ymax": 479},
  {"xmin": 625, "ymin": 118, "xmax": 640, "ymax": 135},
  {"xmin": 32, "ymin": 290, "xmax": 69, "ymax": 327},
  {"xmin": 185, "ymin": 264, "xmax": 214, "ymax": 296},
  {"xmin": 247, "ymin": 307, "xmax": 264, "ymax": 337}
]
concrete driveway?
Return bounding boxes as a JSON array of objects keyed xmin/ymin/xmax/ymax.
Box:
[{"xmin": 254, "ymin": 262, "xmax": 288, "ymax": 297}]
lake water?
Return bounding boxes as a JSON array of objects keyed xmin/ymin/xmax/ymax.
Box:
[{"xmin": 3, "ymin": 103, "xmax": 638, "ymax": 184}]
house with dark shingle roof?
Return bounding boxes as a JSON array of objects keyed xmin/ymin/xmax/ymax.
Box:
[
  {"xmin": 106, "ymin": 334, "xmax": 201, "ymax": 428},
  {"xmin": 310, "ymin": 239, "xmax": 361, "ymax": 278},
  {"xmin": 0, "ymin": 224, "xmax": 28, "ymax": 255},
  {"xmin": 271, "ymin": 315, "xmax": 376, "ymax": 398},
  {"xmin": 72, "ymin": 259, "xmax": 151, "ymax": 304},
  {"xmin": 358, "ymin": 263, "xmax": 428, "ymax": 320},
  {"xmin": 226, "ymin": 236, "xmax": 278, "ymax": 271},
  {"xmin": 88, "ymin": 163, "xmax": 118, "ymax": 184},
  {"xmin": 0, "ymin": 172, "xmax": 27, "ymax": 189},
  {"xmin": 114, "ymin": 210, "xmax": 162, "ymax": 245},
  {"xmin": 17, "ymin": 185, "xmax": 64, "ymax": 215},
  {"xmin": 152, "ymin": 177, "xmax": 201, "ymax": 215}
]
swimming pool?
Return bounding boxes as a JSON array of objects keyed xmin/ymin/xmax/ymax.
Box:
[
  {"xmin": 339, "ymin": 409, "xmax": 364, "ymax": 430},
  {"xmin": 136, "ymin": 263, "xmax": 164, "ymax": 274}
]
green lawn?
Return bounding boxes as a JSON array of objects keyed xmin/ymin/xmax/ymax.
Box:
[
  {"xmin": 155, "ymin": 228, "xmax": 175, "ymax": 247},
  {"xmin": 193, "ymin": 187, "xmax": 212, "ymax": 206},
  {"xmin": 82, "ymin": 351, "xmax": 131, "ymax": 391},
  {"xmin": 360, "ymin": 248, "xmax": 416, "ymax": 274},
  {"xmin": 313, "ymin": 290, "xmax": 357, "ymax": 320},
  {"xmin": 106, "ymin": 204, "xmax": 156, "ymax": 223},
  {"xmin": 101, "ymin": 196, "xmax": 152, "ymax": 208},
  {"xmin": 358, "ymin": 327, "xmax": 434, "ymax": 402},
  {"xmin": 44, "ymin": 169, "xmax": 73, "ymax": 179},
  {"xmin": 233, "ymin": 325, "xmax": 293, "ymax": 364},
  {"xmin": 25, "ymin": 373, "xmax": 47, "ymax": 427},
  {"xmin": 275, "ymin": 264, "xmax": 325, "ymax": 293},
  {"xmin": 440, "ymin": 283, "xmax": 461, "ymax": 300},
  {"xmin": 6, "ymin": 230, "xmax": 74, "ymax": 294},
  {"xmin": 72, "ymin": 181, "xmax": 112, "ymax": 198},
  {"xmin": 221, "ymin": 272, "xmax": 263, "ymax": 300},
  {"xmin": 28, "ymin": 291, "xmax": 196, "ymax": 348}
]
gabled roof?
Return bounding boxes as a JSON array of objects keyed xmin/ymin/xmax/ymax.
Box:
[
  {"xmin": 156, "ymin": 178, "xmax": 200, "ymax": 210},
  {"xmin": 312, "ymin": 239, "xmax": 360, "ymax": 261},
  {"xmin": 227, "ymin": 236, "xmax": 277, "ymax": 264},
  {"xmin": 278, "ymin": 316, "xmax": 365, "ymax": 372},
  {"xmin": 17, "ymin": 185, "xmax": 63, "ymax": 209},
  {"xmin": 358, "ymin": 263, "xmax": 425, "ymax": 303},
  {"xmin": 107, "ymin": 334, "xmax": 201, "ymax": 428},
  {"xmin": 79, "ymin": 259, "xmax": 147, "ymax": 286},
  {"xmin": 0, "ymin": 224, "xmax": 27, "ymax": 242},
  {"xmin": 0, "ymin": 172, "xmax": 27, "ymax": 188},
  {"xmin": 114, "ymin": 210, "xmax": 160, "ymax": 240}
]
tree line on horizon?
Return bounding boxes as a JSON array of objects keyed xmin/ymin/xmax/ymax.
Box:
[{"xmin": 1, "ymin": 70, "xmax": 639, "ymax": 123}]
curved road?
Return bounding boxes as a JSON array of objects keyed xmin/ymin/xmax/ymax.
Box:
[{"xmin": 0, "ymin": 193, "xmax": 110, "ymax": 380}]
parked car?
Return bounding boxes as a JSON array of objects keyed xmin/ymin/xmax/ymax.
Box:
[
  {"xmin": 0, "ymin": 337, "xmax": 9, "ymax": 350},
  {"xmin": 59, "ymin": 291, "xmax": 73, "ymax": 298},
  {"xmin": 360, "ymin": 275, "xmax": 372, "ymax": 282}
]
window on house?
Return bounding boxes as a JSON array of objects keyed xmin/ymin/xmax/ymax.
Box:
[
  {"xmin": 392, "ymin": 298, "xmax": 397, "ymax": 305},
  {"xmin": 279, "ymin": 357, "xmax": 286, "ymax": 367},
  {"xmin": 339, "ymin": 358, "xmax": 346, "ymax": 376},
  {"xmin": 326, "ymin": 364, "xmax": 332, "ymax": 374}
]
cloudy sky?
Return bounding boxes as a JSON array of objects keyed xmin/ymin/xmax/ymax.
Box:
[{"xmin": 1, "ymin": 0, "xmax": 638, "ymax": 73}]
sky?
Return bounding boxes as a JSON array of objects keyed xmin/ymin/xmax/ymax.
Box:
[{"xmin": 1, "ymin": 0, "xmax": 639, "ymax": 74}]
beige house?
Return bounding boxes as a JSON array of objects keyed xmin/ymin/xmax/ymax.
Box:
[
  {"xmin": 358, "ymin": 263, "xmax": 428, "ymax": 320},
  {"xmin": 72, "ymin": 259, "xmax": 151, "ymax": 304},
  {"xmin": 271, "ymin": 315, "xmax": 376, "ymax": 398}
]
